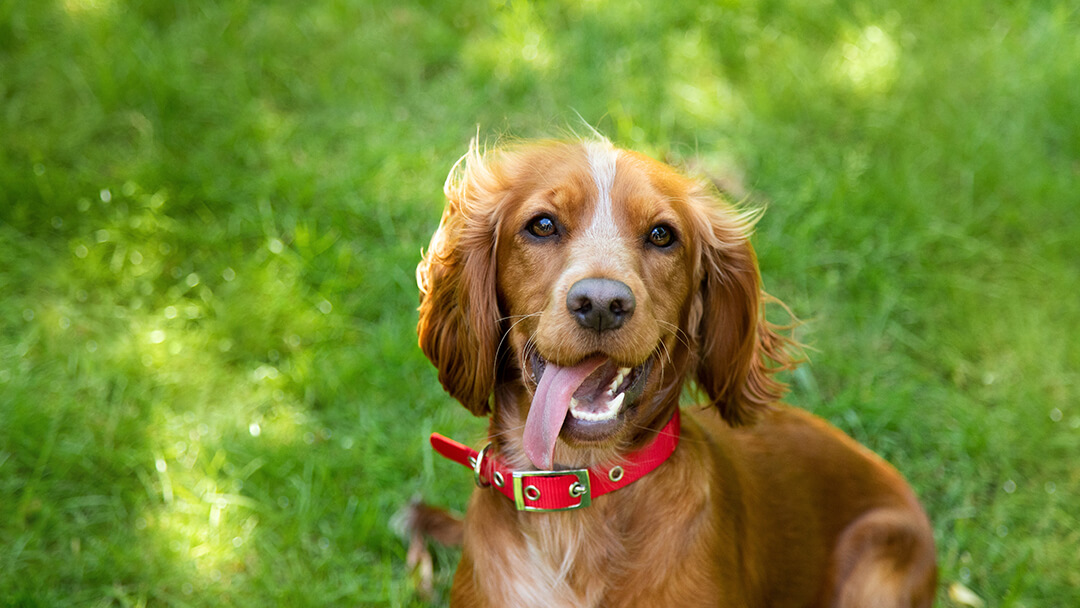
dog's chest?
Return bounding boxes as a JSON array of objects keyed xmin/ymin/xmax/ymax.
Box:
[{"xmin": 468, "ymin": 512, "xmax": 622, "ymax": 608}]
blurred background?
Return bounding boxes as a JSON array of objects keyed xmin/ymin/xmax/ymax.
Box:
[{"xmin": 1, "ymin": 0, "xmax": 1077, "ymax": 605}]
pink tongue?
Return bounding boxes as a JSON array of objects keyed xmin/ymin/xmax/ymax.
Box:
[{"xmin": 523, "ymin": 356, "xmax": 607, "ymax": 470}]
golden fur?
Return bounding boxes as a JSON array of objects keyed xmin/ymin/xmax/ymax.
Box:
[{"xmin": 416, "ymin": 138, "xmax": 936, "ymax": 607}]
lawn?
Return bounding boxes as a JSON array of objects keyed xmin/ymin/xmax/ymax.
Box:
[{"xmin": 1, "ymin": 0, "xmax": 1077, "ymax": 606}]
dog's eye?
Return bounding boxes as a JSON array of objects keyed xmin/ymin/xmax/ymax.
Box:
[
  {"xmin": 648, "ymin": 225, "xmax": 675, "ymax": 248},
  {"xmin": 527, "ymin": 215, "xmax": 557, "ymax": 238}
]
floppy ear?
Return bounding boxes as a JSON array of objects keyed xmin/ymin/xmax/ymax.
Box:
[
  {"xmin": 688, "ymin": 190, "xmax": 797, "ymax": 425},
  {"xmin": 416, "ymin": 141, "xmax": 504, "ymax": 416}
]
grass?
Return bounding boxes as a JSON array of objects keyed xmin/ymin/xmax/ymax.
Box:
[{"xmin": 1, "ymin": 0, "xmax": 1077, "ymax": 605}]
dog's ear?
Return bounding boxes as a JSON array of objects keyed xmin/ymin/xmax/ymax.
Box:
[
  {"xmin": 687, "ymin": 189, "xmax": 796, "ymax": 425},
  {"xmin": 416, "ymin": 141, "xmax": 504, "ymax": 416}
]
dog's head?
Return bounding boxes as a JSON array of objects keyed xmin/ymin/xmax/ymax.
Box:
[{"xmin": 418, "ymin": 138, "xmax": 795, "ymax": 469}]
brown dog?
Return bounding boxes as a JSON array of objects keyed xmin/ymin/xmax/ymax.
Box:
[{"xmin": 416, "ymin": 138, "xmax": 936, "ymax": 607}]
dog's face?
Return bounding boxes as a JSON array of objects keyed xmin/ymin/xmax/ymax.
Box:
[
  {"xmin": 418, "ymin": 139, "xmax": 791, "ymax": 469},
  {"xmin": 494, "ymin": 142, "xmax": 698, "ymax": 468}
]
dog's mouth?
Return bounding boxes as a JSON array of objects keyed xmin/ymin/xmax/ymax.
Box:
[{"xmin": 523, "ymin": 351, "xmax": 654, "ymax": 470}]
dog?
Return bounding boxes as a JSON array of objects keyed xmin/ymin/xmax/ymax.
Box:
[{"xmin": 415, "ymin": 137, "xmax": 937, "ymax": 607}]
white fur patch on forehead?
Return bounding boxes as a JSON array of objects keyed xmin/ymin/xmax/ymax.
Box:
[{"xmin": 583, "ymin": 140, "xmax": 620, "ymax": 236}]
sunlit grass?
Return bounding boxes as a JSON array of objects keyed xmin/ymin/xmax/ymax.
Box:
[
  {"xmin": 2, "ymin": 0, "xmax": 1078, "ymax": 606},
  {"xmin": 61, "ymin": 0, "xmax": 114, "ymax": 18},
  {"xmin": 827, "ymin": 23, "xmax": 901, "ymax": 95}
]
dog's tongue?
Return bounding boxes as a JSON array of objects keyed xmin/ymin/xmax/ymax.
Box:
[{"xmin": 523, "ymin": 355, "xmax": 607, "ymax": 470}]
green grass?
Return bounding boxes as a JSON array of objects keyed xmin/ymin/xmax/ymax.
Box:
[{"xmin": 1, "ymin": 0, "xmax": 1077, "ymax": 605}]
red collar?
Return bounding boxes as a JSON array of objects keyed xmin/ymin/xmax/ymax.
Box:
[{"xmin": 430, "ymin": 409, "xmax": 680, "ymax": 512}]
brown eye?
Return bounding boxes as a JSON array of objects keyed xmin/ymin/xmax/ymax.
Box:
[
  {"xmin": 648, "ymin": 224, "xmax": 674, "ymax": 248},
  {"xmin": 528, "ymin": 215, "xmax": 557, "ymax": 238}
]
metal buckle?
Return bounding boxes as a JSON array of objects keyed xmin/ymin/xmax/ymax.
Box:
[
  {"xmin": 512, "ymin": 469, "xmax": 591, "ymax": 512},
  {"xmin": 471, "ymin": 444, "xmax": 493, "ymax": 488}
]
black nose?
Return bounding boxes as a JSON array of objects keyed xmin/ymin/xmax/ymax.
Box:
[{"xmin": 566, "ymin": 278, "xmax": 636, "ymax": 332}]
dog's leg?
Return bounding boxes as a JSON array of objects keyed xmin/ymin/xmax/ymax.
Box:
[
  {"xmin": 397, "ymin": 500, "xmax": 464, "ymax": 600},
  {"xmin": 404, "ymin": 501, "xmax": 465, "ymax": 547},
  {"xmin": 826, "ymin": 507, "xmax": 938, "ymax": 608}
]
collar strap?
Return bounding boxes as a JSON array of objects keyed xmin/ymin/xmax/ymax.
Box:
[{"xmin": 430, "ymin": 409, "xmax": 680, "ymax": 512}]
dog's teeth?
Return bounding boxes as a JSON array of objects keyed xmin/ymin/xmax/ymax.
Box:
[
  {"xmin": 607, "ymin": 392, "xmax": 625, "ymax": 411},
  {"xmin": 572, "ymin": 408, "xmax": 596, "ymax": 421},
  {"xmin": 609, "ymin": 367, "xmax": 631, "ymax": 393},
  {"xmin": 569, "ymin": 392, "xmax": 625, "ymax": 422}
]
